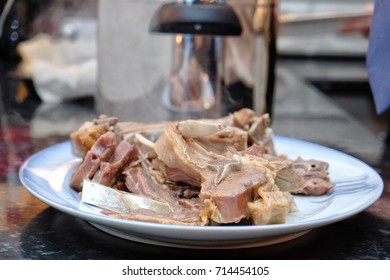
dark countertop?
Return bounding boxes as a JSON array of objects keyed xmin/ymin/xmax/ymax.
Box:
[{"xmin": 0, "ymin": 58, "xmax": 389, "ymax": 260}]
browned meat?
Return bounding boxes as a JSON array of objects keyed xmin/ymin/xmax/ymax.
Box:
[
  {"xmin": 231, "ymin": 108, "xmax": 255, "ymax": 128},
  {"xmin": 70, "ymin": 115, "xmax": 119, "ymax": 157}
]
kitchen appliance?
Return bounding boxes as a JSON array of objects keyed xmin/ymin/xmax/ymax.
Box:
[
  {"xmin": 96, "ymin": 0, "xmax": 278, "ymax": 121},
  {"xmin": 149, "ymin": 0, "xmax": 242, "ymax": 119}
]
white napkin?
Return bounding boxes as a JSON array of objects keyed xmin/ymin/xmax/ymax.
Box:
[{"xmin": 17, "ymin": 33, "xmax": 97, "ymax": 103}]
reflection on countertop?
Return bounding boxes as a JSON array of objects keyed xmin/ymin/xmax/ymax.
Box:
[{"xmin": 18, "ymin": 207, "xmax": 390, "ymax": 260}]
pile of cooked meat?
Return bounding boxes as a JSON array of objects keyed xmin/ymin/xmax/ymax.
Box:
[{"xmin": 69, "ymin": 108, "xmax": 334, "ymax": 226}]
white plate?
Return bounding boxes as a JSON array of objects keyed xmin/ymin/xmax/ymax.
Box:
[{"xmin": 19, "ymin": 136, "xmax": 383, "ymax": 249}]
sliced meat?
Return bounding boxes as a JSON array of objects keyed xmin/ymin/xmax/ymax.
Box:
[
  {"xmin": 124, "ymin": 166, "xmax": 174, "ymax": 203},
  {"xmin": 193, "ymin": 126, "xmax": 248, "ymax": 154},
  {"xmin": 69, "ymin": 151, "xmax": 100, "ymax": 191},
  {"xmin": 93, "ymin": 139, "xmax": 138, "ymax": 186},
  {"xmin": 154, "ymin": 120, "xmax": 293, "ymax": 225},
  {"xmin": 70, "ymin": 115, "xmax": 119, "ymax": 157},
  {"xmin": 70, "ymin": 108, "xmax": 334, "ymax": 226},
  {"xmin": 154, "ymin": 123, "xmax": 220, "ymax": 184},
  {"xmin": 245, "ymin": 144, "xmax": 267, "ymax": 157},
  {"xmin": 117, "ymin": 121, "xmax": 166, "ymax": 142},
  {"xmin": 300, "ymin": 178, "xmax": 334, "ymax": 195},
  {"xmin": 69, "ymin": 132, "xmax": 117, "ymax": 191},
  {"xmin": 165, "ymin": 166, "xmax": 201, "ymax": 187},
  {"xmin": 123, "ymin": 166, "xmax": 200, "ymax": 224},
  {"xmin": 200, "ymin": 167, "xmax": 268, "ymax": 225},
  {"xmin": 290, "ymin": 157, "xmax": 334, "ymax": 195}
]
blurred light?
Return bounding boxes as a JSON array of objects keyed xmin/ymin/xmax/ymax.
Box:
[
  {"xmin": 10, "ymin": 19, "xmax": 19, "ymax": 30},
  {"xmin": 10, "ymin": 31, "xmax": 18, "ymax": 41},
  {"xmin": 175, "ymin": 35, "xmax": 183, "ymax": 44}
]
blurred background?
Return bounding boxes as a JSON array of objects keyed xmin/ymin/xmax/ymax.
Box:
[{"xmin": 0, "ymin": 0, "xmax": 386, "ymax": 143}]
